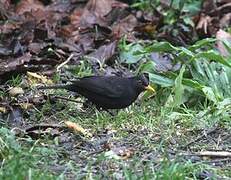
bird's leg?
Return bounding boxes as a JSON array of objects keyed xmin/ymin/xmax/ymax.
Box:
[
  {"xmin": 106, "ymin": 109, "xmax": 115, "ymax": 116},
  {"xmin": 103, "ymin": 109, "xmax": 119, "ymax": 116},
  {"xmin": 94, "ymin": 106, "xmax": 114, "ymax": 116}
]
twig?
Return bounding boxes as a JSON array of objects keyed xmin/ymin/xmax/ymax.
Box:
[
  {"xmin": 25, "ymin": 124, "xmax": 65, "ymax": 132},
  {"xmin": 209, "ymin": 2, "xmax": 231, "ymax": 15},
  {"xmin": 194, "ymin": 151, "xmax": 231, "ymax": 158},
  {"xmin": 181, "ymin": 126, "xmax": 218, "ymax": 149},
  {"xmin": 180, "ymin": 151, "xmax": 231, "ymax": 158},
  {"xmin": 56, "ymin": 53, "xmax": 74, "ymax": 72},
  {"xmin": 51, "ymin": 95, "xmax": 83, "ymax": 104}
]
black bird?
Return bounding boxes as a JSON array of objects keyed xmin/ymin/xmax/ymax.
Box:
[{"xmin": 38, "ymin": 74, "xmax": 155, "ymax": 110}]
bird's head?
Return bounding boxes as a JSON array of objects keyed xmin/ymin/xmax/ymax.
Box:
[{"xmin": 134, "ymin": 73, "xmax": 155, "ymax": 94}]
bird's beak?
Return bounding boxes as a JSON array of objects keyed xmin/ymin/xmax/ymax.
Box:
[{"xmin": 145, "ymin": 85, "xmax": 155, "ymax": 93}]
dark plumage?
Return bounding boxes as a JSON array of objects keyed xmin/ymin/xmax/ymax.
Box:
[{"xmin": 38, "ymin": 74, "xmax": 155, "ymax": 110}]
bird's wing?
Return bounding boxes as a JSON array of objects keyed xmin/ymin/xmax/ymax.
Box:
[{"xmin": 71, "ymin": 76, "xmax": 126, "ymax": 98}]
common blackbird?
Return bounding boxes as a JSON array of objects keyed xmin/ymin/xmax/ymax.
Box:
[{"xmin": 38, "ymin": 74, "xmax": 155, "ymax": 110}]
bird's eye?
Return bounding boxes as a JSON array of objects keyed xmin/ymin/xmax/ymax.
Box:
[{"xmin": 137, "ymin": 80, "xmax": 143, "ymax": 85}]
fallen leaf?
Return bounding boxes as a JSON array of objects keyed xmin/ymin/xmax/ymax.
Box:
[
  {"xmin": 116, "ymin": 147, "xmax": 134, "ymax": 159},
  {"xmin": 0, "ymin": 53, "xmax": 32, "ymax": 75},
  {"xmin": 15, "ymin": 0, "xmax": 44, "ymax": 15},
  {"xmin": 80, "ymin": 0, "xmax": 115, "ymax": 28},
  {"xmin": 64, "ymin": 121, "xmax": 92, "ymax": 137},
  {"xmin": 150, "ymin": 52, "xmax": 181, "ymax": 72},
  {"xmin": 196, "ymin": 14, "xmax": 211, "ymax": 34},
  {"xmin": 88, "ymin": 41, "xmax": 117, "ymax": 64},
  {"xmin": 0, "ymin": 106, "xmax": 7, "ymax": 113},
  {"xmin": 220, "ymin": 13, "xmax": 231, "ymax": 29},
  {"xmin": 19, "ymin": 103, "xmax": 34, "ymax": 110},
  {"xmin": 216, "ymin": 29, "xmax": 231, "ymax": 57},
  {"xmin": 8, "ymin": 87, "xmax": 24, "ymax": 96},
  {"xmin": 104, "ymin": 150, "xmax": 121, "ymax": 160},
  {"xmin": 112, "ymin": 14, "xmax": 137, "ymax": 40},
  {"xmin": 27, "ymin": 71, "xmax": 53, "ymax": 85},
  {"xmin": 105, "ymin": 147, "xmax": 134, "ymax": 160}
]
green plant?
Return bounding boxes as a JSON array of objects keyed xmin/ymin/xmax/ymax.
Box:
[
  {"xmin": 119, "ymin": 38, "xmax": 144, "ymax": 64},
  {"xmin": 0, "ymin": 90, "xmax": 6, "ymax": 99},
  {"xmin": 131, "ymin": 0, "xmax": 159, "ymax": 11},
  {"xmin": 0, "ymin": 128, "xmax": 20, "ymax": 160},
  {"xmin": 6, "ymin": 75, "xmax": 22, "ymax": 87},
  {"xmin": 0, "ymin": 128, "xmax": 58, "ymax": 179},
  {"xmin": 131, "ymin": 0, "xmax": 202, "ymax": 44},
  {"xmin": 67, "ymin": 60, "xmax": 93, "ymax": 77},
  {"xmin": 121, "ymin": 38, "xmax": 231, "ymax": 107}
]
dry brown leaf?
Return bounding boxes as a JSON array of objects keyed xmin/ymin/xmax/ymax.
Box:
[
  {"xmin": 27, "ymin": 71, "xmax": 53, "ymax": 85},
  {"xmin": 19, "ymin": 103, "xmax": 33, "ymax": 110},
  {"xmin": 8, "ymin": 87, "xmax": 24, "ymax": 96},
  {"xmin": 88, "ymin": 41, "xmax": 117, "ymax": 64},
  {"xmin": 0, "ymin": 106, "xmax": 7, "ymax": 113},
  {"xmin": 216, "ymin": 29, "xmax": 231, "ymax": 57},
  {"xmin": 112, "ymin": 14, "xmax": 137, "ymax": 40},
  {"xmin": 118, "ymin": 148, "xmax": 134, "ymax": 160},
  {"xmin": 105, "ymin": 147, "xmax": 134, "ymax": 160},
  {"xmin": 64, "ymin": 121, "xmax": 92, "ymax": 137},
  {"xmin": 0, "ymin": 53, "xmax": 31, "ymax": 75},
  {"xmin": 15, "ymin": 0, "xmax": 44, "ymax": 15},
  {"xmin": 196, "ymin": 14, "xmax": 211, "ymax": 34}
]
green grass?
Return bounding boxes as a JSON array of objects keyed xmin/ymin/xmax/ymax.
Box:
[
  {"xmin": 0, "ymin": 128, "xmax": 56, "ymax": 179},
  {"xmin": 5, "ymin": 75, "xmax": 23, "ymax": 87},
  {"xmin": 1, "ymin": 69, "xmax": 231, "ymax": 179},
  {"xmin": 1, "ymin": 93, "xmax": 230, "ymax": 179}
]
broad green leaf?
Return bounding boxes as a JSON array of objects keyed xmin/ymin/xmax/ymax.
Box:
[
  {"xmin": 183, "ymin": 16, "xmax": 194, "ymax": 27},
  {"xmin": 217, "ymin": 98, "xmax": 231, "ymax": 110},
  {"xmin": 168, "ymin": 71, "xmax": 203, "ymax": 90},
  {"xmin": 193, "ymin": 60, "xmax": 207, "ymax": 78},
  {"xmin": 203, "ymin": 61, "xmax": 215, "ymax": 82},
  {"xmin": 178, "ymin": 47, "xmax": 194, "ymax": 57},
  {"xmin": 191, "ymin": 60, "xmax": 231, "ymax": 103},
  {"xmin": 222, "ymin": 40, "xmax": 231, "ymax": 57},
  {"xmin": 165, "ymin": 94, "xmax": 174, "ymax": 107},
  {"xmin": 202, "ymin": 86, "xmax": 218, "ymax": 103},
  {"xmin": 219, "ymin": 69, "xmax": 230, "ymax": 96},
  {"xmin": 149, "ymin": 73, "xmax": 174, "ymax": 87},
  {"xmin": 189, "ymin": 38, "xmax": 216, "ymax": 51},
  {"xmin": 196, "ymin": 50, "xmax": 231, "ymax": 68},
  {"xmin": 182, "ymin": 78, "xmax": 203, "ymax": 90},
  {"xmin": 138, "ymin": 60, "xmax": 156, "ymax": 74},
  {"xmin": 183, "ymin": 1, "xmax": 202, "ymax": 15},
  {"xmin": 173, "ymin": 65, "xmax": 185, "ymax": 106},
  {"xmin": 120, "ymin": 44, "xmax": 144, "ymax": 64},
  {"xmin": 145, "ymin": 42, "xmax": 179, "ymax": 53}
]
